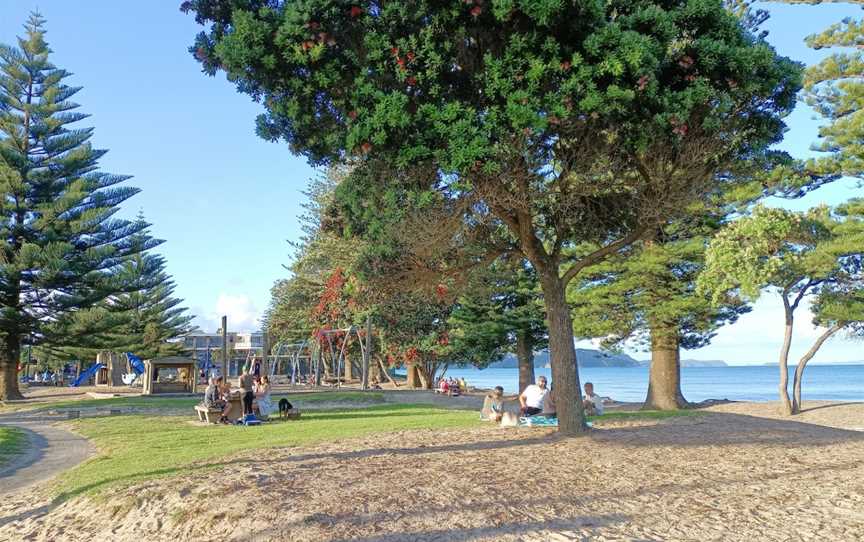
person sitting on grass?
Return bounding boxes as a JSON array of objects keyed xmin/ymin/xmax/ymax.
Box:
[
  {"xmin": 204, "ymin": 376, "xmax": 232, "ymax": 423},
  {"xmin": 583, "ymin": 382, "xmax": 604, "ymax": 416},
  {"xmin": 480, "ymin": 386, "xmax": 505, "ymax": 422},
  {"xmin": 519, "ymin": 376, "xmax": 549, "ymax": 417}
]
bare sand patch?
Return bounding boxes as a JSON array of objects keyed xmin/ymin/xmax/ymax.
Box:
[{"xmin": 1, "ymin": 403, "xmax": 863, "ymax": 541}]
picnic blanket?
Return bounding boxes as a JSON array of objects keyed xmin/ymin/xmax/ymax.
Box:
[
  {"xmin": 519, "ymin": 415, "xmax": 558, "ymax": 427},
  {"xmin": 517, "ymin": 416, "xmax": 594, "ymax": 428}
]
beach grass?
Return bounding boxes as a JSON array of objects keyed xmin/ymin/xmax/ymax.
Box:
[
  {"xmin": 0, "ymin": 426, "xmax": 25, "ymax": 467},
  {"xmin": 11, "ymin": 391, "xmax": 385, "ymax": 414},
  {"xmin": 55, "ymin": 403, "xmax": 480, "ymax": 500}
]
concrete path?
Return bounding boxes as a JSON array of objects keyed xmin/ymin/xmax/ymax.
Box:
[{"xmin": 0, "ymin": 416, "xmax": 93, "ymax": 495}]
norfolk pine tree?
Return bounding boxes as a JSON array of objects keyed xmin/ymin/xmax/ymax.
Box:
[
  {"xmin": 0, "ymin": 15, "xmax": 145, "ymax": 400},
  {"xmin": 186, "ymin": 0, "xmax": 800, "ymax": 434},
  {"xmin": 98, "ymin": 215, "xmax": 194, "ymax": 359}
]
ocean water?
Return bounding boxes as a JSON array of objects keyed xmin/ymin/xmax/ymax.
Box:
[{"xmin": 440, "ymin": 364, "xmax": 864, "ymax": 403}]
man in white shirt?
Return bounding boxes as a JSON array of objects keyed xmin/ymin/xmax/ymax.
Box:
[
  {"xmin": 583, "ymin": 382, "xmax": 604, "ymax": 415},
  {"xmin": 519, "ymin": 376, "xmax": 549, "ymax": 416}
]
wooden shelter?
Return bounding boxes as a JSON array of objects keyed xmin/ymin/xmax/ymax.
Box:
[
  {"xmin": 142, "ymin": 356, "xmax": 197, "ymax": 395},
  {"xmin": 94, "ymin": 351, "xmax": 124, "ymax": 387}
]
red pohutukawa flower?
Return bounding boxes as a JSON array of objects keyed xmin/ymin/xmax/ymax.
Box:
[{"xmin": 349, "ymin": 6, "xmax": 363, "ymax": 18}]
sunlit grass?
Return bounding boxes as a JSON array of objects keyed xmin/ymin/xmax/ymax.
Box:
[
  {"xmin": 0, "ymin": 426, "xmax": 25, "ymax": 467},
  {"xmin": 11, "ymin": 391, "xmax": 385, "ymax": 414},
  {"xmin": 55, "ymin": 403, "xmax": 479, "ymax": 500}
]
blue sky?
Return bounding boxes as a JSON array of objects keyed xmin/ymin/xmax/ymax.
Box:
[{"xmin": 1, "ymin": 1, "xmax": 861, "ymax": 364}]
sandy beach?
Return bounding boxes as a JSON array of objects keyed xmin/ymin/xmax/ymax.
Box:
[{"xmin": 0, "ymin": 400, "xmax": 862, "ymax": 541}]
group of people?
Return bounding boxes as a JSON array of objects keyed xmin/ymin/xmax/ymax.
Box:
[
  {"xmin": 480, "ymin": 376, "xmax": 605, "ymax": 424},
  {"xmin": 202, "ymin": 370, "xmax": 275, "ymax": 424},
  {"xmin": 30, "ymin": 370, "xmax": 61, "ymax": 386},
  {"xmin": 436, "ymin": 376, "xmax": 468, "ymax": 396}
]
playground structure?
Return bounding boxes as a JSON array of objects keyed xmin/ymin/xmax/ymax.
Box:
[
  {"xmin": 265, "ymin": 319, "xmax": 376, "ymax": 389},
  {"xmin": 142, "ymin": 356, "xmax": 198, "ymax": 395},
  {"xmin": 71, "ymin": 352, "xmax": 146, "ymax": 388}
]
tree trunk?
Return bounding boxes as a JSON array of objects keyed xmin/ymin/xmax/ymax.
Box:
[
  {"xmin": 406, "ymin": 361, "xmax": 421, "ymax": 389},
  {"xmin": 539, "ymin": 273, "xmax": 587, "ymax": 435},
  {"xmin": 416, "ymin": 364, "xmax": 435, "ymax": 389},
  {"xmin": 515, "ymin": 331, "xmax": 535, "ymax": 393},
  {"xmin": 778, "ymin": 305, "xmax": 794, "ymax": 416},
  {"xmin": 376, "ymin": 356, "xmax": 398, "ymax": 387},
  {"xmin": 643, "ymin": 325, "xmax": 689, "ymax": 410},
  {"xmin": 791, "ymin": 324, "xmax": 841, "ymax": 414},
  {"xmin": 0, "ymin": 338, "xmax": 23, "ymax": 401},
  {"xmin": 344, "ymin": 354, "xmax": 353, "ymax": 381}
]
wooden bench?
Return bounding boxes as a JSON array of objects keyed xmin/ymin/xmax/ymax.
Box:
[{"xmin": 194, "ymin": 404, "xmax": 222, "ymax": 423}]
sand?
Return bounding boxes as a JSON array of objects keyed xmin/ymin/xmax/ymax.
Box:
[{"xmin": 1, "ymin": 401, "xmax": 863, "ymax": 541}]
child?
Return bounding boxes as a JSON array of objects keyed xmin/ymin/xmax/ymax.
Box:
[{"xmin": 480, "ymin": 386, "xmax": 505, "ymax": 422}]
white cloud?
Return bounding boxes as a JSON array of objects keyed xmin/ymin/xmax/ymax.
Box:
[{"xmin": 192, "ymin": 294, "xmax": 261, "ymax": 333}]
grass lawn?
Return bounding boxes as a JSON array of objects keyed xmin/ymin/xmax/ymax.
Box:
[
  {"xmin": 55, "ymin": 403, "xmax": 479, "ymax": 500},
  {"xmin": 53, "ymin": 404, "xmax": 699, "ymax": 501},
  {"xmin": 0, "ymin": 426, "xmax": 25, "ymax": 467},
  {"xmin": 18, "ymin": 391, "xmax": 385, "ymax": 413}
]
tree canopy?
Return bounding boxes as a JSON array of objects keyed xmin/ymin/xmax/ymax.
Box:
[{"xmin": 187, "ymin": 0, "xmax": 802, "ymax": 434}]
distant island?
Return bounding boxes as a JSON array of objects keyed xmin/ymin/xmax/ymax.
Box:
[
  {"xmin": 487, "ymin": 350, "xmax": 729, "ymax": 368},
  {"xmin": 637, "ymin": 358, "xmax": 728, "ymax": 367}
]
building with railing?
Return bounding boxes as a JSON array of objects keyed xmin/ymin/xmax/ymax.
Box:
[{"xmin": 182, "ymin": 329, "xmax": 264, "ymax": 377}]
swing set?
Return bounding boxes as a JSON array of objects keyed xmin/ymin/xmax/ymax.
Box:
[{"xmin": 267, "ymin": 320, "xmax": 375, "ymax": 389}]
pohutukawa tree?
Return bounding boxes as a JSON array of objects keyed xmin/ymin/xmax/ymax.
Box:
[
  {"xmin": 186, "ymin": 0, "xmax": 800, "ymax": 434},
  {"xmin": 0, "ymin": 14, "xmax": 145, "ymax": 400},
  {"xmin": 698, "ymin": 202, "xmax": 864, "ymax": 415}
]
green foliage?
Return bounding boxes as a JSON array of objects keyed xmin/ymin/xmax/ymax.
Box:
[
  {"xmin": 698, "ymin": 201, "xmax": 864, "ymax": 329},
  {"xmin": 775, "ymin": 1, "xmax": 864, "ymax": 181},
  {"xmin": 448, "ymin": 260, "xmax": 547, "ymax": 366},
  {"xmin": 0, "ymin": 14, "xmax": 145, "ymax": 396},
  {"xmin": 570, "ymin": 228, "xmax": 747, "ymax": 351},
  {"xmin": 187, "ymin": 0, "xmax": 799, "ymax": 172},
  {"xmin": 95, "ymin": 215, "xmax": 194, "ymax": 358}
]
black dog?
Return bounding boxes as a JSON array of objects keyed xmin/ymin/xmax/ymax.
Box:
[{"xmin": 278, "ymin": 398, "xmax": 293, "ymax": 419}]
